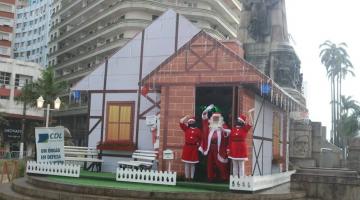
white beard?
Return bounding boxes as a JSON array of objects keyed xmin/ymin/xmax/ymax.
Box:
[{"xmin": 209, "ymin": 117, "xmax": 224, "ymax": 129}]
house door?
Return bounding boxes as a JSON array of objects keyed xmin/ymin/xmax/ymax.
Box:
[{"xmin": 194, "ymin": 86, "xmax": 237, "ymax": 181}]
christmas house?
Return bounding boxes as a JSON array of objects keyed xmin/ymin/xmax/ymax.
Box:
[{"xmin": 72, "ymin": 9, "xmax": 306, "ymax": 176}]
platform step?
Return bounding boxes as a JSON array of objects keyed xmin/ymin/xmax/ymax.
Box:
[
  {"xmin": 12, "ymin": 177, "xmax": 137, "ymax": 200},
  {"xmin": 0, "ymin": 182, "xmax": 37, "ymax": 200}
]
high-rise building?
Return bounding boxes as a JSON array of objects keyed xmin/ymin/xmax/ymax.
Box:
[
  {"xmin": 13, "ymin": 0, "xmax": 52, "ymax": 67},
  {"xmin": 48, "ymin": 0, "xmax": 242, "ymax": 145},
  {"xmin": 0, "ymin": 0, "xmax": 15, "ymax": 58}
]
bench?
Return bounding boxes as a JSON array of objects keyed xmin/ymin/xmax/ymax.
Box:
[
  {"xmin": 118, "ymin": 150, "xmax": 158, "ymax": 170},
  {"xmin": 64, "ymin": 146, "xmax": 103, "ymax": 172}
]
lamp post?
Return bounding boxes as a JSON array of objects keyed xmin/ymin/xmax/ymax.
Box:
[{"xmin": 37, "ymin": 96, "xmax": 61, "ymax": 127}]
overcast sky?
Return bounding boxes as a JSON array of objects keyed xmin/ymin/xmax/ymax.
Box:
[{"xmin": 285, "ymin": 0, "xmax": 360, "ymax": 139}]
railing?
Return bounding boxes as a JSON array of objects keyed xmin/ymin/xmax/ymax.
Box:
[
  {"xmin": 116, "ymin": 168, "xmax": 176, "ymax": 186},
  {"xmin": 53, "ymin": 0, "xmax": 82, "ymax": 18},
  {"xmin": 26, "ymin": 161, "xmax": 81, "ymax": 177},
  {"xmin": 50, "ymin": 19, "xmax": 146, "ymax": 56},
  {"xmin": 229, "ymin": 170, "xmax": 296, "ymax": 191},
  {"xmin": 50, "ymin": 0, "xmax": 235, "ymax": 44},
  {"xmin": 51, "ymin": 0, "xmax": 124, "ymax": 44},
  {"xmin": 51, "ymin": 0, "xmax": 105, "ymax": 31},
  {"xmin": 54, "ymin": 38, "xmax": 130, "ymax": 71}
]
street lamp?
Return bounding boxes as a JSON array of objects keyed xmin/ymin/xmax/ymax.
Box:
[{"xmin": 37, "ymin": 96, "xmax": 61, "ymax": 127}]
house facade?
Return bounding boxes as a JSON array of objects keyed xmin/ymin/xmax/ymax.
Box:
[{"xmin": 72, "ymin": 10, "xmax": 306, "ymax": 176}]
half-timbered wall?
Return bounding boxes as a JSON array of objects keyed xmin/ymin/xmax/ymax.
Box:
[{"xmin": 72, "ymin": 10, "xmax": 200, "ymax": 172}]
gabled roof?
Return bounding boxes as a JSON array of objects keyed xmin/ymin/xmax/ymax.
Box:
[
  {"xmin": 72, "ymin": 9, "xmax": 200, "ymax": 91},
  {"xmin": 142, "ymin": 31, "xmax": 307, "ymax": 111}
]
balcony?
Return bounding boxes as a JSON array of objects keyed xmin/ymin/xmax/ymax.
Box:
[
  {"xmin": 51, "ymin": 0, "xmax": 109, "ymax": 31},
  {"xmin": 50, "ymin": 1, "xmax": 134, "ymax": 45},
  {"xmin": 52, "ymin": 0, "xmax": 82, "ymax": 18},
  {"xmin": 54, "ymin": 37, "xmax": 131, "ymax": 71},
  {"xmin": 50, "ymin": 0, "xmax": 237, "ymax": 43},
  {"xmin": 50, "ymin": 19, "xmax": 149, "ymax": 57}
]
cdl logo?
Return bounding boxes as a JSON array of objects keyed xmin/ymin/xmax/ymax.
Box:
[
  {"xmin": 49, "ymin": 132, "xmax": 63, "ymax": 139},
  {"xmin": 38, "ymin": 133, "xmax": 49, "ymax": 143}
]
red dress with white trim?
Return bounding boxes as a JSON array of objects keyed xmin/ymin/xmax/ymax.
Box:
[
  {"xmin": 180, "ymin": 123, "xmax": 202, "ymax": 163},
  {"xmin": 228, "ymin": 124, "xmax": 252, "ymax": 160}
]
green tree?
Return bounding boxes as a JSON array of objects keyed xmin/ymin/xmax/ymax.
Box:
[
  {"xmin": 15, "ymin": 67, "xmax": 68, "ymax": 151},
  {"xmin": 319, "ymin": 41, "xmax": 354, "ymax": 146},
  {"xmin": 34, "ymin": 66, "xmax": 68, "ymax": 107},
  {"xmin": 338, "ymin": 95, "xmax": 360, "ymax": 159}
]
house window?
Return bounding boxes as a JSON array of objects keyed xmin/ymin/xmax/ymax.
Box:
[{"xmin": 106, "ymin": 102, "xmax": 134, "ymax": 143}]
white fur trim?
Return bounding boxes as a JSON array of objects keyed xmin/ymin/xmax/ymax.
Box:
[
  {"xmin": 237, "ymin": 117, "xmax": 245, "ymax": 123},
  {"xmin": 198, "ymin": 146, "xmax": 204, "ymax": 154},
  {"xmin": 204, "ymin": 128, "xmax": 221, "ymax": 155},
  {"xmin": 182, "ymin": 160, "xmax": 199, "ymax": 164},
  {"xmin": 188, "ymin": 118, "xmax": 195, "ymax": 123},
  {"xmin": 217, "ymin": 154, "xmax": 228, "ymax": 163},
  {"xmin": 229, "ymin": 157, "xmax": 248, "ymax": 161},
  {"xmin": 202, "ymin": 112, "xmax": 208, "ymax": 120}
]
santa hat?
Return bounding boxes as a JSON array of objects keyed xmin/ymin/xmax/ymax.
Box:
[
  {"xmin": 237, "ymin": 114, "xmax": 246, "ymax": 123},
  {"xmin": 187, "ymin": 117, "xmax": 196, "ymax": 124}
]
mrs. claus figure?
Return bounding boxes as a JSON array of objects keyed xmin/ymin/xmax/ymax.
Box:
[
  {"xmin": 199, "ymin": 105, "xmax": 230, "ymax": 182},
  {"xmin": 227, "ymin": 112, "xmax": 253, "ymax": 177},
  {"xmin": 179, "ymin": 115, "xmax": 202, "ymax": 181}
]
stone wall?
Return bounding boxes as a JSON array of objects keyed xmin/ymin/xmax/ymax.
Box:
[{"xmin": 291, "ymin": 168, "xmax": 360, "ymax": 200}]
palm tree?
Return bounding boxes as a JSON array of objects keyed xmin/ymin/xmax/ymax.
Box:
[
  {"xmin": 319, "ymin": 41, "xmax": 354, "ymax": 147},
  {"xmin": 15, "ymin": 82, "xmax": 38, "ymax": 151},
  {"xmin": 339, "ymin": 95, "xmax": 360, "ymax": 159},
  {"xmin": 15, "ymin": 67, "xmax": 68, "ymax": 151},
  {"xmin": 35, "ymin": 66, "xmax": 68, "ymax": 107}
]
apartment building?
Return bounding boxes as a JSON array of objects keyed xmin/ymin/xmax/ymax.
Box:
[
  {"xmin": 0, "ymin": 57, "xmax": 42, "ymax": 152},
  {"xmin": 13, "ymin": 0, "xmax": 52, "ymax": 67},
  {"xmin": 48, "ymin": 0, "xmax": 242, "ymax": 145},
  {"xmin": 0, "ymin": 0, "xmax": 15, "ymax": 58}
]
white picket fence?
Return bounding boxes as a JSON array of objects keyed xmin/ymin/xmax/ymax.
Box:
[
  {"xmin": 229, "ymin": 170, "xmax": 295, "ymax": 191},
  {"xmin": 26, "ymin": 161, "xmax": 81, "ymax": 178},
  {"xmin": 116, "ymin": 168, "xmax": 177, "ymax": 186}
]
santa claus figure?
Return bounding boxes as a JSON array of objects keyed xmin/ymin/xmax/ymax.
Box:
[
  {"xmin": 199, "ymin": 105, "xmax": 230, "ymax": 182},
  {"xmin": 228, "ymin": 112, "xmax": 253, "ymax": 177},
  {"xmin": 179, "ymin": 115, "xmax": 202, "ymax": 181}
]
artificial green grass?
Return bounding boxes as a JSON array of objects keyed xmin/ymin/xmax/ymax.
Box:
[
  {"xmin": 47, "ymin": 176, "xmax": 212, "ymax": 192},
  {"xmin": 46, "ymin": 170, "xmax": 229, "ymax": 193}
]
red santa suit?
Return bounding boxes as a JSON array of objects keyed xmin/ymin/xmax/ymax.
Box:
[
  {"xmin": 228, "ymin": 123, "xmax": 252, "ymax": 160},
  {"xmin": 199, "ymin": 112, "xmax": 230, "ymax": 181},
  {"xmin": 180, "ymin": 122, "xmax": 202, "ymax": 163}
]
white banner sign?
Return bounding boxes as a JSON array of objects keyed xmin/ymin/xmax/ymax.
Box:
[{"xmin": 35, "ymin": 127, "xmax": 65, "ymax": 162}]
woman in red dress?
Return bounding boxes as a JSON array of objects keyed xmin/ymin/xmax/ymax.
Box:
[
  {"xmin": 179, "ymin": 115, "xmax": 202, "ymax": 181},
  {"xmin": 227, "ymin": 112, "xmax": 253, "ymax": 177}
]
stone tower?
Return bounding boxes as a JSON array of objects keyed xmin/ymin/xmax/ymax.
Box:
[{"xmin": 238, "ymin": 0, "xmax": 304, "ymax": 104}]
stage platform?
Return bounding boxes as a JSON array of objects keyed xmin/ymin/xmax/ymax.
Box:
[{"xmin": 0, "ymin": 171, "xmax": 313, "ymax": 200}]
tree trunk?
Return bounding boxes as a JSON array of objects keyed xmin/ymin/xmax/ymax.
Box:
[
  {"xmin": 330, "ymin": 75, "xmax": 334, "ymax": 143},
  {"xmin": 332, "ymin": 75, "xmax": 336, "ymax": 144}
]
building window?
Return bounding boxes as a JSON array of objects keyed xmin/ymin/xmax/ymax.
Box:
[
  {"xmin": 105, "ymin": 102, "xmax": 134, "ymax": 143},
  {"xmin": 0, "ymin": 72, "xmax": 11, "ymax": 85},
  {"xmin": 0, "ymin": 96, "xmax": 9, "ymax": 100},
  {"xmin": 15, "ymin": 74, "xmax": 32, "ymax": 87}
]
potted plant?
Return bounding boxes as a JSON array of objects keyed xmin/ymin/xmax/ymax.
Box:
[{"xmin": 97, "ymin": 140, "xmax": 135, "ymax": 151}]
